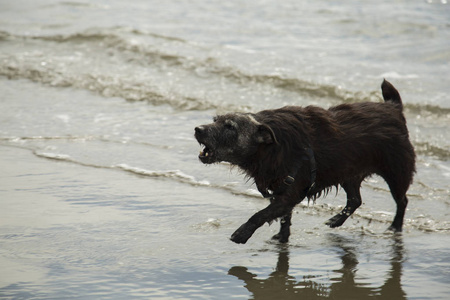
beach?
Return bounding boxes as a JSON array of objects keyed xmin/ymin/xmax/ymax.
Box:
[{"xmin": 1, "ymin": 1, "xmax": 449, "ymax": 299}]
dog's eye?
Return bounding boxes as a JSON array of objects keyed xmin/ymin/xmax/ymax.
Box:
[{"xmin": 224, "ymin": 121, "xmax": 237, "ymax": 130}]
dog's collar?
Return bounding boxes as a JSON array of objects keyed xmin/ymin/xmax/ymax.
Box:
[{"xmin": 261, "ymin": 147, "xmax": 317, "ymax": 199}]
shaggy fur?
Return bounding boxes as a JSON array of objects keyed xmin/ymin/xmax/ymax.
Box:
[{"xmin": 194, "ymin": 80, "xmax": 415, "ymax": 244}]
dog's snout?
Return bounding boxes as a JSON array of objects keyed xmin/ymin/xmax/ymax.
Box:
[{"xmin": 195, "ymin": 126, "xmax": 205, "ymax": 135}]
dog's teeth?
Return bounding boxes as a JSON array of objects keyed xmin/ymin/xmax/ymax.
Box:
[{"xmin": 205, "ymin": 152, "xmax": 209, "ymax": 157}]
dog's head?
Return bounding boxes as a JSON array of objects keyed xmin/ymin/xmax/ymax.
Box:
[{"xmin": 194, "ymin": 113, "xmax": 277, "ymax": 165}]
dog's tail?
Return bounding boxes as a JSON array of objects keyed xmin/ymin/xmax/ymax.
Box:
[{"xmin": 381, "ymin": 79, "xmax": 403, "ymax": 109}]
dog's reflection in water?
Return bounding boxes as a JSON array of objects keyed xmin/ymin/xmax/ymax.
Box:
[{"xmin": 228, "ymin": 234, "xmax": 406, "ymax": 300}]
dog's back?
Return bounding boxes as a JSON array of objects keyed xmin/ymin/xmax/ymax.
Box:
[
  {"xmin": 309, "ymin": 103, "xmax": 413, "ymax": 188},
  {"xmin": 256, "ymin": 83, "xmax": 415, "ymax": 194}
]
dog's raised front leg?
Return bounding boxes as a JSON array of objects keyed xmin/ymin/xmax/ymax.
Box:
[{"xmin": 231, "ymin": 202, "xmax": 292, "ymax": 244}]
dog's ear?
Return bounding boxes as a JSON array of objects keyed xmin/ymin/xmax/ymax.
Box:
[{"xmin": 257, "ymin": 124, "xmax": 278, "ymax": 144}]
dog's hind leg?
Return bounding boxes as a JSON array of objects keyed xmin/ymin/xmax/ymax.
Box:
[
  {"xmin": 388, "ymin": 195, "xmax": 408, "ymax": 232},
  {"xmin": 385, "ymin": 178, "xmax": 409, "ymax": 232},
  {"xmin": 380, "ymin": 167, "xmax": 412, "ymax": 232},
  {"xmin": 325, "ymin": 179, "xmax": 362, "ymax": 228},
  {"xmin": 272, "ymin": 211, "xmax": 293, "ymax": 243}
]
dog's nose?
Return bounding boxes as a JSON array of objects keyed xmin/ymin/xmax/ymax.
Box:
[{"xmin": 195, "ymin": 126, "xmax": 205, "ymax": 135}]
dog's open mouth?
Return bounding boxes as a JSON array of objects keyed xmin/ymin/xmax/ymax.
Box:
[{"xmin": 198, "ymin": 144, "xmax": 216, "ymax": 163}]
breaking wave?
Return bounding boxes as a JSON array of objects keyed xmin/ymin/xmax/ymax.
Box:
[{"xmin": 1, "ymin": 28, "xmax": 448, "ymax": 115}]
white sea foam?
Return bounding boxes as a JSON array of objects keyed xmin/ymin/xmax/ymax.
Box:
[
  {"xmin": 36, "ymin": 152, "xmax": 72, "ymax": 160},
  {"xmin": 114, "ymin": 164, "xmax": 210, "ymax": 186}
]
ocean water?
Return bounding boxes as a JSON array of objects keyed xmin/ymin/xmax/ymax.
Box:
[{"xmin": 0, "ymin": 0, "xmax": 449, "ymax": 299}]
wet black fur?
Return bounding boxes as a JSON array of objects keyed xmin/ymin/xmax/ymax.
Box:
[{"xmin": 195, "ymin": 80, "xmax": 416, "ymax": 244}]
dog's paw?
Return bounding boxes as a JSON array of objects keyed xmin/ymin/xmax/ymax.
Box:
[
  {"xmin": 325, "ymin": 214, "xmax": 346, "ymax": 228},
  {"xmin": 230, "ymin": 223, "xmax": 257, "ymax": 244},
  {"xmin": 271, "ymin": 233, "xmax": 289, "ymax": 243},
  {"xmin": 387, "ymin": 224, "xmax": 403, "ymax": 233}
]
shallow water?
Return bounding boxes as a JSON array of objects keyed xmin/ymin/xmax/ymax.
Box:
[{"xmin": 1, "ymin": 0, "xmax": 449, "ymax": 299}]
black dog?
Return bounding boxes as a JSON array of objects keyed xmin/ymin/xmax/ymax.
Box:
[{"xmin": 195, "ymin": 80, "xmax": 415, "ymax": 244}]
